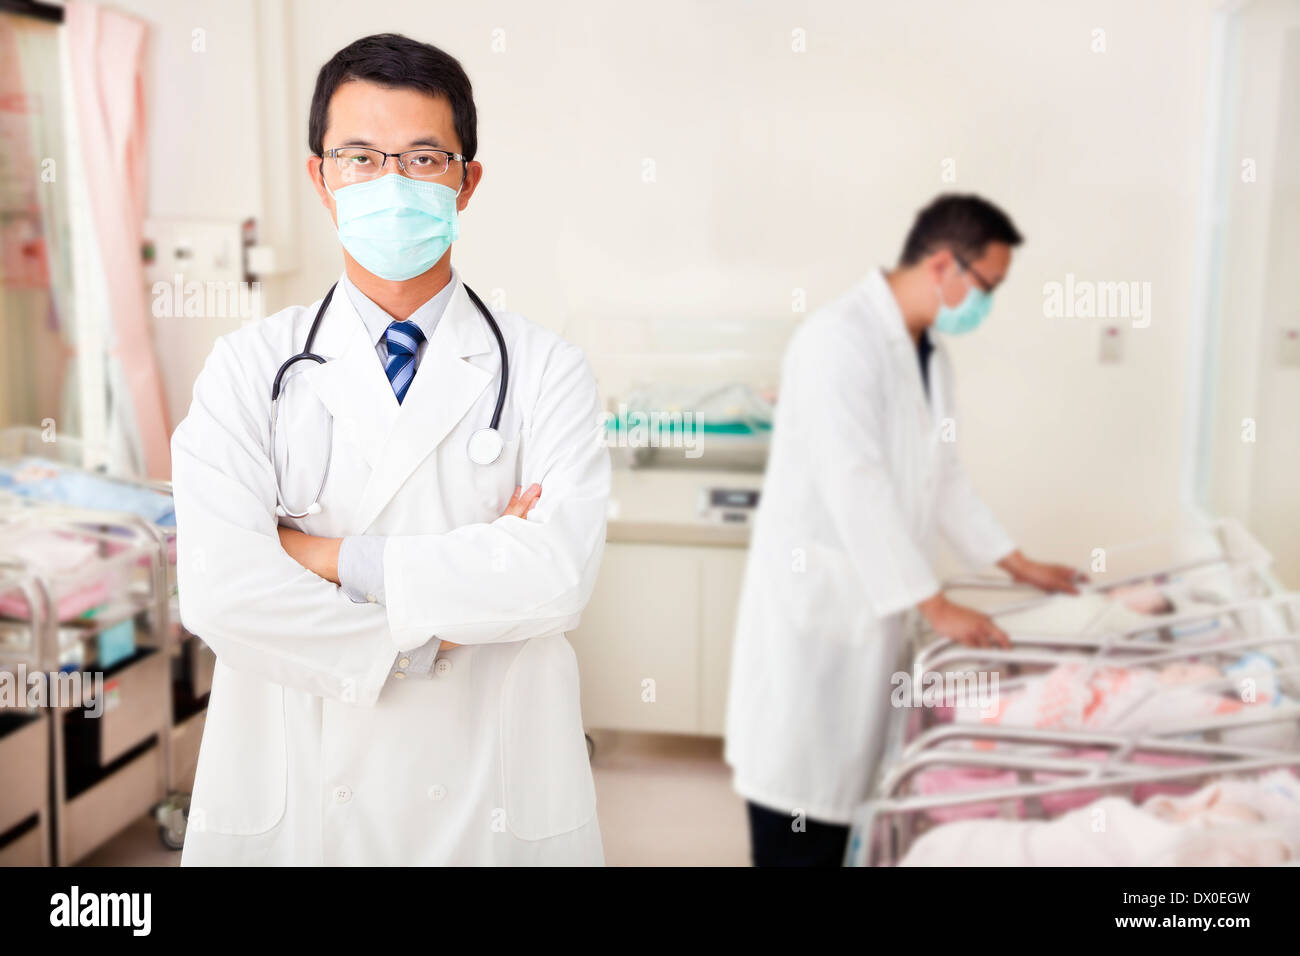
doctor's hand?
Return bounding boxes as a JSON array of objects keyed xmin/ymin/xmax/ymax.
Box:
[
  {"xmin": 998, "ymin": 550, "xmax": 1085, "ymax": 595},
  {"xmin": 502, "ymin": 483, "xmax": 542, "ymax": 519},
  {"xmin": 918, "ymin": 593, "xmax": 1010, "ymax": 649},
  {"xmin": 277, "ymin": 526, "xmax": 340, "ymax": 584}
]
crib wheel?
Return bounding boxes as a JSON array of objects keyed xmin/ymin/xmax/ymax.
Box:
[{"xmin": 154, "ymin": 793, "xmax": 189, "ymax": 851}]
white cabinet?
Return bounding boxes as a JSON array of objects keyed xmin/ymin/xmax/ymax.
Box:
[
  {"xmin": 698, "ymin": 548, "xmax": 746, "ymax": 735},
  {"xmin": 569, "ymin": 541, "xmax": 747, "ymax": 736}
]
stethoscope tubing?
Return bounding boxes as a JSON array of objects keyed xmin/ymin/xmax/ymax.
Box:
[
  {"xmin": 270, "ymin": 278, "xmax": 507, "ymax": 518},
  {"xmin": 462, "ymin": 283, "xmax": 507, "ymax": 432}
]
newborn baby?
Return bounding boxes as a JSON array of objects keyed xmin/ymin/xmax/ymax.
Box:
[{"xmin": 1109, "ymin": 583, "xmax": 1176, "ymax": 615}]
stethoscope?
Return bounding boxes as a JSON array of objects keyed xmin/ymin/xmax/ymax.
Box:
[{"xmin": 270, "ymin": 280, "xmax": 509, "ymax": 518}]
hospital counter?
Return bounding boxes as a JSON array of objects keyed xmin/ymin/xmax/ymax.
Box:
[{"xmin": 568, "ymin": 467, "xmax": 762, "ymax": 737}]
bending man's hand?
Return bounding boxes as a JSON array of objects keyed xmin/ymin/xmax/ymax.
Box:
[
  {"xmin": 918, "ymin": 593, "xmax": 1009, "ymax": 649},
  {"xmin": 999, "ymin": 549, "xmax": 1086, "ymax": 595},
  {"xmin": 275, "ymin": 483, "xmax": 544, "ymax": 651}
]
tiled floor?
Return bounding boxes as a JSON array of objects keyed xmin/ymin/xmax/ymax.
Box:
[{"xmin": 79, "ymin": 731, "xmax": 751, "ymax": 867}]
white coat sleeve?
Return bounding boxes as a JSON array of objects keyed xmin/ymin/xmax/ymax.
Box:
[
  {"xmin": 799, "ymin": 330, "xmax": 942, "ymax": 618},
  {"xmin": 171, "ymin": 334, "xmax": 398, "ymax": 706},
  {"xmin": 380, "ymin": 342, "xmax": 610, "ymax": 650},
  {"xmin": 932, "ymin": 354, "xmax": 1016, "ymax": 569}
]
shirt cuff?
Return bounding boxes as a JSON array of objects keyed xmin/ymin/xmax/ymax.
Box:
[
  {"xmin": 397, "ymin": 638, "xmax": 441, "ymax": 679},
  {"xmin": 338, "ymin": 534, "xmax": 387, "ymax": 604}
]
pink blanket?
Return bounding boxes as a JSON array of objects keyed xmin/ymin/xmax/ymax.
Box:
[{"xmin": 901, "ymin": 771, "xmax": 1300, "ymax": 866}]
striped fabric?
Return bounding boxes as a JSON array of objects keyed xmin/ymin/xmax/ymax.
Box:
[{"xmin": 384, "ymin": 320, "xmax": 426, "ymax": 403}]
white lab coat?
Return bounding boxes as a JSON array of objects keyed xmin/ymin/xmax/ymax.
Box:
[
  {"xmin": 724, "ymin": 268, "xmax": 1014, "ymax": 825},
  {"xmin": 171, "ymin": 273, "xmax": 610, "ymax": 865}
]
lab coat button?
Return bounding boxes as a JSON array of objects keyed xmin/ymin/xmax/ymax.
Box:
[
  {"xmin": 333, "ymin": 785, "xmax": 352, "ymax": 804},
  {"xmin": 428, "ymin": 784, "xmax": 446, "ymax": 801},
  {"xmin": 435, "ymin": 658, "xmax": 452, "ymax": 676},
  {"xmin": 393, "ymin": 671, "xmax": 406, "ymax": 680},
  {"xmin": 365, "ymin": 593, "xmax": 377, "ymax": 603},
  {"xmin": 398, "ymin": 657, "xmax": 410, "ymax": 668}
]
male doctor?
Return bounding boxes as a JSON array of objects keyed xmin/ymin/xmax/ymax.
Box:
[
  {"xmin": 725, "ymin": 194, "xmax": 1082, "ymax": 867},
  {"xmin": 171, "ymin": 34, "xmax": 610, "ymax": 865}
]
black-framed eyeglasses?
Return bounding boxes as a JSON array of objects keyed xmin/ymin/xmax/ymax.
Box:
[
  {"xmin": 322, "ymin": 146, "xmax": 466, "ymax": 183},
  {"xmin": 952, "ymin": 252, "xmax": 998, "ymax": 293}
]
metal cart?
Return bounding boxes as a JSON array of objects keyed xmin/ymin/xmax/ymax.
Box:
[
  {"xmin": 0, "ymin": 564, "xmax": 53, "ymax": 865},
  {"xmin": 0, "ymin": 505, "xmax": 171, "ymax": 864},
  {"xmin": 0, "ymin": 426, "xmax": 208, "ymax": 860}
]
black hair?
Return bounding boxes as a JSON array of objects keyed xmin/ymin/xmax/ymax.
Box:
[
  {"xmin": 898, "ymin": 194, "xmax": 1023, "ymax": 266},
  {"xmin": 308, "ymin": 33, "xmax": 478, "ymax": 160}
]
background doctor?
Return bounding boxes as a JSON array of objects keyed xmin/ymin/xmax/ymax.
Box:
[
  {"xmin": 725, "ymin": 194, "xmax": 1082, "ymax": 867},
  {"xmin": 171, "ymin": 33, "xmax": 610, "ymax": 865}
]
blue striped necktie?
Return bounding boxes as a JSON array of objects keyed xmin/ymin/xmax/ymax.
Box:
[{"xmin": 384, "ymin": 320, "xmax": 425, "ymax": 404}]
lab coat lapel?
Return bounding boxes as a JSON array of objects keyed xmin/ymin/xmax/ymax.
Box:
[
  {"xmin": 298, "ymin": 287, "xmax": 396, "ymax": 472},
  {"xmin": 861, "ymin": 268, "xmax": 943, "ymax": 538},
  {"xmin": 351, "ymin": 280, "xmax": 493, "ymax": 532},
  {"xmin": 863, "ymin": 269, "xmax": 933, "ymax": 432}
]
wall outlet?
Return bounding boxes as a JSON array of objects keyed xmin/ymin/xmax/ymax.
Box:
[
  {"xmin": 1281, "ymin": 327, "xmax": 1300, "ymax": 368},
  {"xmin": 1100, "ymin": 325, "xmax": 1123, "ymax": 363}
]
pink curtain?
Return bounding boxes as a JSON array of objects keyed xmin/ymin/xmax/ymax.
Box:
[{"xmin": 65, "ymin": 1, "xmax": 170, "ymax": 479}]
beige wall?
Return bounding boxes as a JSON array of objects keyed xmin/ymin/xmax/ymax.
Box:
[
  {"xmin": 1202, "ymin": 0, "xmax": 1300, "ymax": 587},
  {"xmin": 111, "ymin": 0, "xmax": 1281, "ymax": 570}
]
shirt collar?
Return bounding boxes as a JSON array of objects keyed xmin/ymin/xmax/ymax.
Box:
[{"xmin": 339, "ymin": 269, "xmax": 458, "ymax": 348}]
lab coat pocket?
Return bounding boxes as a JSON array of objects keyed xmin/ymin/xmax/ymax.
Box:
[
  {"xmin": 188, "ymin": 663, "xmax": 287, "ymax": 836},
  {"xmin": 471, "ymin": 428, "xmax": 523, "ymax": 516},
  {"xmin": 499, "ymin": 635, "xmax": 597, "ymax": 841}
]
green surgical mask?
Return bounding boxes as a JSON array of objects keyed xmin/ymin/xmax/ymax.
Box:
[
  {"xmin": 326, "ymin": 173, "xmax": 459, "ymax": 281},
  {"xmin": 933, "ymin": 282, "xmax": 992, "ymax": 335}
]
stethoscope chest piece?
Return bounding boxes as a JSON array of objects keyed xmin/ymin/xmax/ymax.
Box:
[{"xmin": 467, "ymin": 427, "xmax": 505, "ymax": 466}]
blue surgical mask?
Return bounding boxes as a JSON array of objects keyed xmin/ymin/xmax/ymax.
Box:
[
  {"xmin": 933, "ymin": 281, "xmax": 992, "ymax": 335},
  {"xmin": 326, "ymin": 173, "xmax": 460, "ymax": 281}
]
